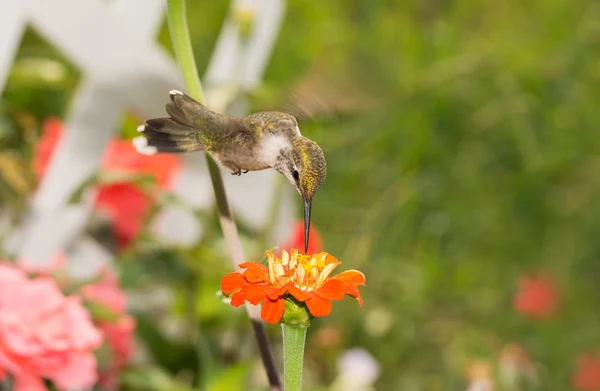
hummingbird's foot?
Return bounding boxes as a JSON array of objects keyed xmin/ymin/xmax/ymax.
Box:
[
  {"xmin": 242, "ymin": 170, "xmax": 249, "ymax": 174},
  {"xmin": 230, "ymin": 169, "xmax": 242, "ymax": 176}
]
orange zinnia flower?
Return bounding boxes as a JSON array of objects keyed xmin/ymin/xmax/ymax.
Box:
[{"xmin": 221, "ymin": 250, "xmax": 365, "ymax": 324}]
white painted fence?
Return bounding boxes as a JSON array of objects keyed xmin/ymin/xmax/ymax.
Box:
[{"xmin": 0, "ymin": 0, "xmax": 294, "ymax": 276}]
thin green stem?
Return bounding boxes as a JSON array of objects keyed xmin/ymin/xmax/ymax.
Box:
[
  {"xmin": 186, "ymin": 280, "xmax": 214, "ymax": 388},
  {"xmin": 166, "ymin": 0, "xmax": 205, "ymax": 103},
  {"xmin": 282, "ymin": 324, "xmax": 307, "ymax": 391},
  {"xmin": 165, "ymin": 1, "xmax": 281, "ymax": 390}
]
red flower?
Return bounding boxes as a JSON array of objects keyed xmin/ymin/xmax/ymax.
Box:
[
  {"xmin": 33, "ymin": 118, "xmax": 180, "ymax": 249},
  {"xmin": 513, "ymin": 274, "xmax": 558, "ymax": 318},
  {"xmin": 32, "ymin": 117, "xmax": 63, "ymax": 180},
  {"xmin": 279, "ymin": 220, "xmax": 323, "ymax": 255},
  {"xmin": 221, "ymin": 250, "xmax": 365, "ymax": 324},
  {"xmin": 95, "ymin": 184, "xmax": 151, "ymax": 250},
  {"xmin": 101, "ymin": 140, "xmax": 179, "ymax": 189},
  {"xmin": 573, "ymin": 354, "xmax": 600, "ymax": 391}
]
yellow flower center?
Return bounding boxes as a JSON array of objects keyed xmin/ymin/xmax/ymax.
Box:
[{"xmin": 267, "ymin": 250, "xmax": 340, "ymax": 291}]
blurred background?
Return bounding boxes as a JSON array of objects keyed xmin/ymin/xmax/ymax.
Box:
[{"xmin": 1, "ymin": 0, "xmax": 600, "ymax": 390}]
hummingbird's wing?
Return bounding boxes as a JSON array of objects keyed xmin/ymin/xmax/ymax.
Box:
[
  {"xmin": 135, "ymin": 91, "xmax": 254, "ymax": 155},
  {"xmin": 250, "ymin": 56, "xmax": 379, "ymax": 123},
  {"xmin": 166, "ymin": 91, "xmax": 254, "ymax": 140}
]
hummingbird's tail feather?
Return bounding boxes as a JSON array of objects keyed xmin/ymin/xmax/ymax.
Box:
[
  {"xmin": 134, "ymin": 90, "xmax": 237, "ymax": 156},
  {"xmin": 145, "ymin": 118, "xmax": 197, "ymax": 138},
  {"xmin": 134, "ymin": 117, "xmax": 205, "ymax": 155}
]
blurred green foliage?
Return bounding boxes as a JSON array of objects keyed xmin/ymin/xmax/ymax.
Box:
[{"xmin": 2, "ymin": 0, "xmax": 600, "ymax": 390}]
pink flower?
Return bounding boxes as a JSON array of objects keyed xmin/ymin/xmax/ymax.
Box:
[
  {"xmin": 80, "ymin": 269, "xmax": 128, "ymax": 314},
  {"xmin": 103, "ymin": 316, "xmax": 135, "ymax": 371},
  {"xmin": 572, "ymin": 354, "xmax": 600, "ymax": 391},
  {"xmin": 0, "ymin": 263, "xmax": 103, "ymax": 391},
  {"xmin": 81, "ymin": 269, "xmax": 136, "ymax": 389},
  {"xmin": 33, "ymin": 118, "xmax": 180, "ymax": 250},
  {"xmin": 513, "ymin": 274, "xmax": 558, "ymax": 318}
]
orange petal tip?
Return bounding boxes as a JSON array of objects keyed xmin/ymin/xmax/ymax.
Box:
[{"xmin": 221, "ymin": 272, "xmax": 245, "ymax": 294}]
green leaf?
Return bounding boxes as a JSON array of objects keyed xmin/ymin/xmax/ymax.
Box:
[
  {"xmin": 206, "ymin": 361, "xmax": 252, "ymax": 391},
  {"xmin": 83, "ymin": 299, "xmax": 119, "ymax": 323},
  {"xmin": 135, "ymin": 315, "xmax": 197, "ymax": 373},
  {"xmin": 121, "ymin": 366, "xmax": 195, "ymax": 391}
]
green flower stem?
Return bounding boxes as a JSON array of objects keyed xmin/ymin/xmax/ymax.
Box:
[
  {"xmin": 166, "ymin": 0, "xmax": 205, "ymax": 103},
  {"xmin": 186, "ymin": 280, "xmax": 214, "ymax": 388},
  {"xmin": 282, "ymin": 323, "xmax": 308, "ymax": 391},
  {"xmin": 165, "ymin": 1, "xmax": 281, "ymax": 390}
]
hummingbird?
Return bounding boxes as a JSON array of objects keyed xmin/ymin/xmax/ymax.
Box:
[{"xmin": 133, "ymin": 90, "xmax": 326, "ymax": 253}]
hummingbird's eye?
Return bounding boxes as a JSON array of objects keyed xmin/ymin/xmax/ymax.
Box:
[{"xmin": 292, "ymin": 170, "xmax": 300, "ymax": 183}]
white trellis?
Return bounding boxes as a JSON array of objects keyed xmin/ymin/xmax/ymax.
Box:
[{"xmin": 0, "ymin": 0, "xmax": 293, "ymax": 277}]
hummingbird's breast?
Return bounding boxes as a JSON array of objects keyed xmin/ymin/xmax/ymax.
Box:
[{"xmin": 213, "ymin": 133, "xmax": 291, "ymax": 172}]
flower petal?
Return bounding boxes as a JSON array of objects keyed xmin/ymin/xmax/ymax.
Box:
[
  {"xmin": 306, "ymin": 296, "xmax": 333, "ymax": 317},
  {"xmin": 318, "ymin": 262, "xmax": 341, "ymax": 285},
  {"xmin": 239, "ymin": 262, "xmax": 269, "ymax": 283},
  {"xmin": 50, "ymin": 351, "xmax": 98, "ymax": 390},
  {"xmin": 13, "ymin": 374, "xmax": 48, "ymax": 391},
  {"xmin": 230, "ymin": 289, "xmax": 247, "ymax": 307},
  {"xmin": 315, "ymin": 279, "xmax": 346, "ymax": 301},
  {"xmin": 261, "ymin": 298, "xmax": 285, "ymax": 324},
  {"xmin": 245, "ymin": 283, "xmax": 274, "ymax": 305},
  {"xmin": 333, "ymin": 270, "xmax": 365, "ymax": 306},
  {"xmin": 333, "ymin": 270, "xmax": 366, "ymax": 285},
  {"xmin": 324, "ymin": 253, "xmax": 340, "ymax": 265},
  {"xmin": 345, "ymin": 284, "xmax": 364, "ymax": 306},
  {"xmin": 288, "ymin": 285, "xmax": 310, "ymax": 302},
  {"xmin": 267, "ymin": 283, "xmax": 288, "ymax": 301},
  {"xmin": 95, "ymin": 183, "xmax": 151, "ymax": 250},
  {"xmin": 221, "ymin": 273, "xmax": 246, "ymax": 294}
]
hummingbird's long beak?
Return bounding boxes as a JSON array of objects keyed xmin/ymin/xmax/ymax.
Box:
[{"xmin": 303, "ymin": 199, "xmax": 312, "ymax": 253}]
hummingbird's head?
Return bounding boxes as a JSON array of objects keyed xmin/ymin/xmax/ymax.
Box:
[
  {"xmin": 277, "ymin": 136, "xmax": 327, "ymax": 253},
  {"xmin": 289, "ymin": 137, "xmax": 327, "ymax": 200}
]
